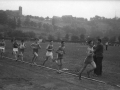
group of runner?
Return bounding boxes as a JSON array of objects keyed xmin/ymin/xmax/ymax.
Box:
[
  {"xmin": 0, "ymin": 38, "xmax": 66, "ymax": 73},
  {"xmin": 0, "ymin": 38, "xmax": 103, "ymax": 78}
]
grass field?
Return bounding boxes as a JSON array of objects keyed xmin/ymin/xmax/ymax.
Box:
[{"xmin": 2, "ymin": 40, "xmax": 120, "ymax": 87}]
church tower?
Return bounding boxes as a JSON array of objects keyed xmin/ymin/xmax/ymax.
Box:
[{"xmin": 19, "ymin": 6, "xmax": 22, "ymax": 16}]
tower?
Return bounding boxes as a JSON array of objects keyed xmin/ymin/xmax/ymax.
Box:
[{"xmin": 19, "ymin": 6, "xmax": 22, "ymax": 16}]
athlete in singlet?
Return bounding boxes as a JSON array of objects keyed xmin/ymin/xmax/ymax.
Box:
[
  {"xmin": 56, "ymin": 41, "xmax": 65, "ymax": 73},
  {"xmin": 31, "ymin": 39, "xmax": 41, "ymax": 65},
  {"xmin": 18, "ymin": 40, "xmax": 26, "ymax": 61},
  {"xmin": 0, "ymin": 39, "xmax": 6, "ymax": 58},
  {"xmin": 79, "ymin": 40, "xmax": 96, "ymax": 80},
  {"xmin": 12, "ymin": 39, "xmax": 19, "ymax": 60},
  {"xmin": 43, "ymin": 40, "xmax": 54, "ymax": 65}
]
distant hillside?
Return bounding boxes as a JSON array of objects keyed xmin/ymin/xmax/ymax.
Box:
[
  {"xmin": 19, "ymin": 15, "xmax": 120, "ymax": 39},
  {"xmin": 17, "ymin": 26, "xmax": 66, "ymax": 39}
]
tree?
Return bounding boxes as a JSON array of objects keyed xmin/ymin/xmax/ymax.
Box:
[
  {"xmin": 39, "ymin": 33, "xmax": 47, "ymax": 40},
  {"xmin": 8, "ymin": 17, "xmax": 17, "ymax": 29},
  {"xmin": 64, "ymin": 34, "xmax": 69, "ymax": 41},
  {"xmin": 102, "ymin": 36, "xmax": 109, "ymax": 44},
  {"xmin": 52, "ymin": 17, "xmax": 55, "ymax": 26},
  {"xmin": 0, "ymin": 10, "xmax": 8, "ymax": 25},
  {"xmin": 56, "ymin": 32, "xmax": 61, "ymax": 41},
  {"xmin": 109, "ymin": 36, "xmax": 116, "ymax": 43},
  {"xmin": 38, "ymin": 22, "xmax": 42, "ymax": 28},
  {"xmin": 24, "ymin": 16, "xmax": 30, "ymax": 26},
  {"xmin": 17, "ymin": 17, "xmax": 21, "ymax": 27},
  {"xmin": 71, "ymin": 35, "xmax": 79, "ymax": 42},
  {"xmin": 76, "ymin": 27, "xmax": 86, "ymax": 35},
  {"xmin": 25, "ymin": 31, "xmax": 36, "ymax": 38},
  {"xmin": 45, "ymin": 16, "xmax": 49, "ymax": 20},
  {"xmin": 80, "ymin": 34, "xmax": 85, "ymax": 41},
  {"xmin": 30, "ymin": 21, "xmax": 37, "ymax": 27},
  {"xmin": 48, "ymin": 34, "xmax": 54, "ymax": 40}
]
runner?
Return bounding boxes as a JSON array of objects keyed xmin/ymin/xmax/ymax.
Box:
[
  {"xmin": 18, "ymin": 40, "xmax": 26, "ymax": 61},
  {"xmin": 12, "ymin": 39, "xmax": 19, "ymax": 61},
  {"xmin": 43, "ymin": 40, "xmax": 54, "ymax": 65},
  {"xmin": 31, "ymin": 38, "xmax": 41, "ymax": 65},
  {"xmin": 55, "ymin": 41, "xmax": 65, "ymax": 73},
  {"xmin": 0, "ymin": 39, "xmax": 6, "ymax": 58},
  {"xmin": 79, "ymin": 40, "xmax": 96, "ymax": 80}
]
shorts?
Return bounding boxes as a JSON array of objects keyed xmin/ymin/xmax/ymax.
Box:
[
  {"xmin": 46, "ymin": 51, "xmax": 53, "ymax": 59},
  {"xmin": 13, "ymin": 48, "xmax": 18, "ymax": 54},
  {"xmin": 19, "ymin": 49, "xmax": 24, "ymax": 53},
  {"xmin": 84, "ymin": 56, "xmax": 96, "ymax": 68},
  {"xmin": 84, "ymin": 56, "xmax": 93, "ymax": 64},
  {"xmin": 57, "ymin": 54, "xmax": 63, "ymax": 59},
  {"xmin": 91, "ymin": 60, "xmax": 96, "ymax": 68},
  {"xmin": 33, "ymin": 49, "xmax": 38, "ymax": 53},
  {"xmin": 0, "ymin": 47, "xmax": 5, "ymax": 52}
]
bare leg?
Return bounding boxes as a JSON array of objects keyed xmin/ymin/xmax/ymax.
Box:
[
  {"xmin": 59, "ymin": 59, "xmax": 62, "ymax": 70},
  {"xmin": 1, "ymin": 49, "xmax": 4, "ymax": 58},
  {"xmin": 15, "ymin": 54, "xmax": 17, "ymax": 60},
  {"xmin": 33, "ymin": 56, "xmax": 38, "ymax": 65},
  {"xmin": 79, "ymin": 64, "xmax": 88, "ymax": 80},
  {"xmin": 87, "ymin": 68, "xmax": 95, "ymax": 78},
  {"xmin": 0, "ymin": 51, "xmax": 2, "ymax": 58},
  {"xmin": 43, "ymin": 56, "xmax": 49, "ymax": 65},
  {"xmin": 21, "ymin": 55, "xmax": 23, "ymax": 61},
  {"xmin": 21, "ymin": 53, "xmax": 24, "ymax": 61},
  {"xmin": 15, "ymin": 51, "xmax": 18, "ymax": 61},
  {"xmin": 87, "ymin": 61, "xmax": 96, "ymax": 78},
  {"xmin": 31, "ymin": 55, "xmax": 35, "ymax": 64},
  {"xmin": 56, "ymin": 59, "xmax": 63, "ymax": 74}
]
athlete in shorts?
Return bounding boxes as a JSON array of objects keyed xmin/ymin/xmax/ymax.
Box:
[
  {"xmin": 31, "ymin": 39, "xmax": 41, "ymax": 65},
  {"xmin": 18, "ymin": 40, "xmax": 26, "ymax": 61},
  {"xmin": 12, "ymin": 39, "xmax": 19, "ymax": 60},
  {"xmin": 55, "ymin": 41, "xmax": 65, "ymax": 73},
  {"xmin": 0, "ymin": 39, "xmax": 6, "ymax": 58},
  {"xmin": 43, "ymin": 40, "xmax": 54, "ymax": 65},
  {"xmin": 79, "ymin": 40, "xmax": 96, "ymax": 80}
]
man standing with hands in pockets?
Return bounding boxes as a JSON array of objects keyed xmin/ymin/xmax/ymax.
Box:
[{"xmin": 94, "ymin": 39, "xmax": 104, "ymax": 76}]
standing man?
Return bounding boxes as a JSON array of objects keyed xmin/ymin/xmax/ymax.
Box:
[
  {"xmin": 105, "ymin": 42, "xmax": 108, "ymax": 50},
  {"xmin": 94, "ymin": 39, "xmax": 104, "ymax": 76}
]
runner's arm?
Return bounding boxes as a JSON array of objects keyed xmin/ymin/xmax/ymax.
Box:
[
  {"xmin": 39, "ymin": 44, "xmax": 41, "ymax": 49},
  {"xmin": 46, "ymin": 45, "xmax": 49, "ymax": 50},
  {"xmin": 31, "ymin": 43, "xmax": 34, "ymax": 48}
]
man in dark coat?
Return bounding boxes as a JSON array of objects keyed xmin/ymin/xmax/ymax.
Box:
[{"xmin": 94, "ymin": 39, "xmax": 104, "ymax": 76}]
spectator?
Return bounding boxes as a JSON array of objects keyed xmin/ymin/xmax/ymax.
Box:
[
  {"xmin": 94, "ymin": 39, "xmax": 104, "ymax": 76},
  {"xmin": 105, "ymin": 42, "xmax": 108, "ymax": 50}
]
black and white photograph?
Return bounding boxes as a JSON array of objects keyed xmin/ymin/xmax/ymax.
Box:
[{"xmin": 0, "ymin": 0, "xmax": 120, "ymax": 90}]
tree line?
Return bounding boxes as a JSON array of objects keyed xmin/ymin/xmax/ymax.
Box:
[{"xmin": 1, "ymin": 10, "xmax": 120, "ymax": 44}]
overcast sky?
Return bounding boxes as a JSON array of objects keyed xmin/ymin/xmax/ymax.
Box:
[{"xmin": 0, "ymin": 0, "xmax": 120, "ymax": 19}]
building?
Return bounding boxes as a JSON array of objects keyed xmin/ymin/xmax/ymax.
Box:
[{"xmin": 6, "ymin": 6, "xmax": 22, "ymax": 18}]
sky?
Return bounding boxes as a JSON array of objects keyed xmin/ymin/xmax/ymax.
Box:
[{"xmin": 0, "ymin": 0, "xmax": 120, "ymax": 19}]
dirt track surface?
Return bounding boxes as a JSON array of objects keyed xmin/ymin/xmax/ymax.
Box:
[{"xmin": 0, "ymin": 58, "xmax": 119, "ymax": 90}]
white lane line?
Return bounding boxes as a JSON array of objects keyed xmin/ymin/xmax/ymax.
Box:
[
  {"xmin": 2, "ymin": 56, "xmax": 107, "ymax": 84},
  {"xmin": 117, "ymin": 85, "xmax": 120, "ymax": 88}
]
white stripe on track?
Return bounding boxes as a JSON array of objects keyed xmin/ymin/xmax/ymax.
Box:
[
  {"xmin": 3, "ymin": 56, "xmax": 120, "ymax": 88},
  {"xmin": 117, "ymin": 85, "xmax": 120, "ymax": 88},
  {"xmin": 2, "ymin": 56, "xmax": 107, "ymax": 84}
]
